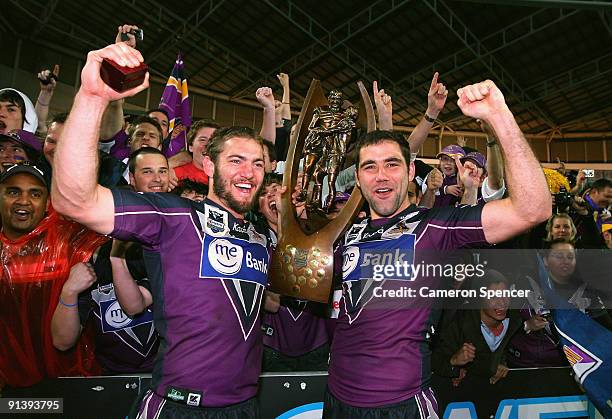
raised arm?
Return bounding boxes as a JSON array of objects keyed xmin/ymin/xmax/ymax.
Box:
[
  {"xmin": 373, "ymin": 81, "xmax": 393, "ymax": 131},
  {"xmin": 277, "ymin": 73, "xmax": 291, "ymax": 123},
  {"xmin": 51, "ymin": 43, "xmax": 149, "ymax": 234},
  {"xmin": 110, "ymin": 240, "xmax": 153, "ymax": 316},
  {"xmin": 35, "ymin": 65, "xmax": 60, "ymax": 135},
  {"xmin": 408, "ymin": 72, "xmax": 448, "ymax": 153},
  {"xmin": 257, "ymin": 86, "xmax": 276, "ymax": 143},
  {"xmin": 455, "ymin": 157, "xmax": 483, "ymax": 206},
  {"xmin": 480, "ymin": 119, "xmax": 504, "ymax": 190},
  {"xmin": 456, "ymin": 81, "xmax": 551, "ymax": 243},
  {"xmin": 51, "ymin": 263, "xmax": 97, "ymax": 351}
]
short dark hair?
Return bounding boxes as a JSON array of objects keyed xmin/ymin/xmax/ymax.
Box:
[
  {"xmin": 263, "ymin": 172, "xmax": 282, "ymax": 188},
  {"xmin": 475, "ymin": 269, "xmax": 509, "ymax": 293},
  {"xmin": 147, "ymin": 108, "xmax": 169, "ymax": 122},
  {"xmin": 127, "ymin": 116, "xmax": 164, "ymax": 144},
  {"xmin": 174, "ymin": 178, "xmax": 208, "ymax": 196},
  {"xmin": 186, "ymin": 119, "xmax": 220, "ymax": 150},
  {"xmin": 0, "ymin": 90, "xmax": 27, "ymax": 127},
  {"xmin": 48, "ymin": 112, "xmax": 68, "ymax": 127},
  {"xmin": 128, "ymin": 146, "xmax": 167, "ymax": 174},
  {"xmin": 353, "ymin": 130, "xmax": 411, "ymax": 168},
  {"xmin": 206, "ymin": 126, "xmax": 261, "ymax": 166},
  {"xmin": 261, "ymin": 138, "xmax": 277, "ymax": 162},
  {"xmin": 545, "ymin": 237, "xmax": 575, "ymax": 251},
  {"xmin": 591, "ymin": 178, "xmax": 612, "ymax": 192}
]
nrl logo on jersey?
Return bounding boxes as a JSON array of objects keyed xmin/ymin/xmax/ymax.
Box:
[
  {"xmin": 345, "ymin": 223, "xmax": 366, "ymax": 245},
  {"xmin": 199, "ymin": 204, "xmax": 229, "ymax": 237}
]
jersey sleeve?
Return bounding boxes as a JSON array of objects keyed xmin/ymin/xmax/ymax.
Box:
[
  {"xmin": 422, "ymin": 204, "xmax": 488, "ymax": 250},
  {"xmin": 111, "ymin": 188, "xmax": 195, "ymax": 248}
]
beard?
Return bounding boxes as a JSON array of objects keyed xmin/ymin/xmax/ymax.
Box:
[{"xmin": 213, "ymin": 170, "xmax": 261, "ymax": 215}]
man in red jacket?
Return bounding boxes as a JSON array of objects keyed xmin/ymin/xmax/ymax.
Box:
[{"xmin": 0, "ymin": 163, "xmax": 107, "ymax": 389}]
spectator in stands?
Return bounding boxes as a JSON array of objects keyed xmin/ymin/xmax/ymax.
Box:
[
  {"xmin": 258, "ymin": 173, "xmax": 330, "ymax": 372},
  {"xmin": 261, "ymin": 138, "xmax": 278, "ymax": 174},
  {"xmin": 424, "ymin": 144, "xmax": 465, "ymax": 207},
  {"xmin": 173, "ymin": 120, "xmax": 219, "ymax": 185},
  {"xmin": 0, "ymin": 130, "xmax": 42, "ymax": 171},
  {"xmin": 457, "ymin": 152, "xmax": 487, "ymax": 205},
  {"xmin": 545, "ymin": 213, "xmax": 576, "ymax": 242},
  {"xmin": 582, "ymin": 178, "xmax": 612, "ymax": 230},
  {"xmin": 433, "ymin": 270, "xmax": 522, "ymax": 386},
  {"xmin": 51, "ymin": 148, "xmax": 167, "ymax": 374},
  {"xmin": 42, "ymin": 112, "xmax": 67, "ymax": 166},
  {"xmin": 0, "ymin": 163, "xmax": 106, "ymax": 389},
  {"xmin": 0, "ymin": 88, "xmax": 38, "ymax": 135},
  {"xmin": 507, "ymin": 239, "xmax": 611, "ymax": 368}
]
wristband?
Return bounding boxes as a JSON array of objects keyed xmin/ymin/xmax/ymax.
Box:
[
  {"xmin": 443, "ymin": 185, "xmax": 447, "ymax": 195},
  {"xmin": 282, "ymin": 102, "xmax": 290, "ymax": 104},
  {"xmin": 59, "ymin": 297, "xmax": 78, "ymax": 308},
  {"xmin": 424, "ymin": 113, "xmax": 436, "ymax": 123},
  {"xmin": 37, "ymin": 98, "xmax": 50, "ymax": 106}
]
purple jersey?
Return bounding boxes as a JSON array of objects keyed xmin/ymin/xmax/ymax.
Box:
[
  {"xmin": 434, "ymin": 175, "xmax": 460, "ymax": 208},
  {"xmin": 262, "ymin": 300, "xmax": 328, "ymax": 357},
  {"xmin": 87, "ymin": 283, "xmax": 159, "ymax": 373},
  {"xmin": 328, "ymin": 204, "xmax": 487, "ymax": 407},
  {"xmin": 111, "ymin": 190, "xmax": 273, "ymax": 407},
  {"xmin": 108, "ymin": 130, "xmax": 130, "ymax": 161}
]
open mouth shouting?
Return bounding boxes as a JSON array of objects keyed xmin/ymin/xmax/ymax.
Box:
[
  {"xmin": 374, "ymin": 186, "xmax": 393, "ymax": 200},
  {"xmin": 12, "ymin": 207, "xmax": 32, "ymax": 222}
]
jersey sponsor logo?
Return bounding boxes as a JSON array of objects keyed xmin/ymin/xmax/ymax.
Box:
[
  {"xmin": 100, "ymin": 299, "xmax": 154, "ymax": 333},
  {"xmin": 342, "ymin": 246, "xmax": 360, "ymax": 279},
  {"xmin": 201, "ymin": 235, "xmax": 270, "ymax": 286},
  {"xmin": 342, "ymin": 235, "xmax": 416, "ymax": 282},
  {"xmin": 209, "ymin": 238, "xmax": 244, "ymax": 275}
]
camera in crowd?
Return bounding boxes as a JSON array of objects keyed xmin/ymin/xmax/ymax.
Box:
[{"xmin": 553, "ymin": 187, "xmax": 573, "ymax": 213}]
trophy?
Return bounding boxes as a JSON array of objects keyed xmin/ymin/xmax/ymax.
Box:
[{"xmin": 268, "ymin": 80, "xmax": 376, "ymax": 303}]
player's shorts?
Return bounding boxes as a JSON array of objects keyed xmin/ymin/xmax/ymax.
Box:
[
  {"xmin": 323, "ymin": 387, "xmax": 438, "ymax": 419},
  {"xmin": 131, "ymin": 390, "xmax": 259, "ymax": 419}
]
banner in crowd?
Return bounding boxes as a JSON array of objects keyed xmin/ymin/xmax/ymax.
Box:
[
  {"xmin": 536, "ymin": 256, "xmax": 612, "ymax": 418},
  {"xmin": 159, "ymin": 54, "xmax": 192, "ymax": 157}
]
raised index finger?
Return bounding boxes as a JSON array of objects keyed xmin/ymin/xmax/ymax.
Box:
[
  {"xmin": 429, "ymin": 72, "xmax": 439, "ymax": 91},
  {"xmin": 373, "ymin": 80, "xmax": 379, "ymax": 96}
]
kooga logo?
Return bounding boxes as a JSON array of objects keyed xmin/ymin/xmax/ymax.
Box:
[{"xmin": 209, "ymin": 238, "xmax": 243, "ymax": 275}]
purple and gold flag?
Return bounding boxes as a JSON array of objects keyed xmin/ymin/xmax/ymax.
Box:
[{"xmin": 159, "ymin": 54, "xmax": 191, "ymax": 158}]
